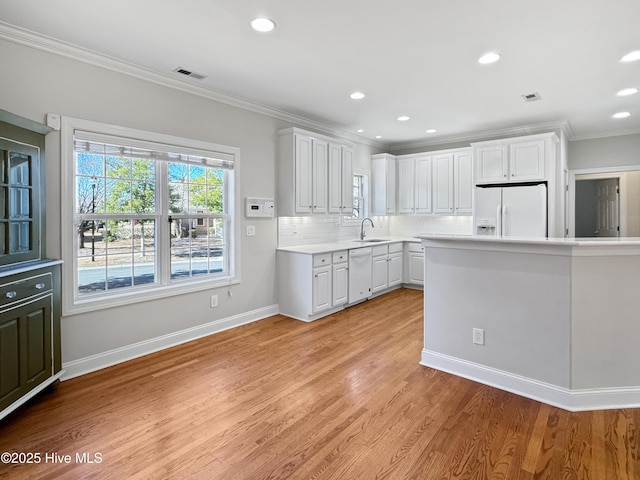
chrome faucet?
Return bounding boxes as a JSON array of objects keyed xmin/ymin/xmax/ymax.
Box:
[{"xmin": 360, "ymin": 217, "xmax": 374, "ymax": 240}]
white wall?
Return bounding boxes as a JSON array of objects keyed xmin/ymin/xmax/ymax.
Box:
[{"xmin": 0, "ymin": 38, "xmax": 372, "ymax": 368}]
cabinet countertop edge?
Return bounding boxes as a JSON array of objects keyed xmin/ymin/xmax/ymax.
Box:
[{"xmin": 277, "ymin": 237, "xmax": 420, "ymax": 255}]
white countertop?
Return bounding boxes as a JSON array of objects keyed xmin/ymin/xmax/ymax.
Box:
[
  {"xmin": 277, "ymin": 236, "xmax": 419, "ymax": 254},
  {"xmin": 416, "ymin": 233, "xmax": 640, "ymax": 247}
]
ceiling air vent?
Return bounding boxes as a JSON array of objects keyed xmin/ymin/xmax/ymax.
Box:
[
  {"xmin": 173, "ymin": 67, "xmax": 206, "ymax": 80},
  {"xmin": 522, "ymin": 92, "xmax": 542, "ymax": 102}
]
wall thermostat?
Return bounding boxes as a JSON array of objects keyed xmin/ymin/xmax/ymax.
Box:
[{"xmin": 245, "ymin": 197, "xmax": 275, "ymax": 218}]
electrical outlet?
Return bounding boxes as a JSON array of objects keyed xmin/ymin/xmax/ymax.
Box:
[
  {"xmin": 210, "ymin": 294, "xmax": 218, "ymax": 308},
  {"xmin": 473, "ymin": 328, "xmax": 485, "ymax": 345}
]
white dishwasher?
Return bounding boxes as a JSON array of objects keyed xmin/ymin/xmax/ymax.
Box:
[{"xmin": 348, "ymin": 247, "xmax": 372, "ymax": 304}]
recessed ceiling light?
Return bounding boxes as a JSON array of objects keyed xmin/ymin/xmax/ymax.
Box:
[
  {"xmin": 356, "ymin": 129, "xmax": 364, "ymax": 133},
  {"xmin": 250, "ymin": 17, "xmax": 276, "ymax": 32},
  {"xmin": 397, "ymin": 116, "xmax": 410, "ymax": 122},
  {"xmin": 478, "ymin": 52, "xmax": 501, "ymax": 64},
  {"xmin": 426, "ymin": 129, "xmax": 437, "ymax": 134},
  {"xmin": 350, "ymin": 91, "xmax": 365, "ymax": 100},
  {"xmin": 620, "ymin": 51, "xmax": 640, "ymax": 63},
  {"xmin": 613, "ymin": 111, "xmax": 631, "ymax": 119},
  {"xmin": 617, "ymin": 87, "xmax": 639, "ymax": 96},
  {"xmin": 375, "ymin": 135, "xmax": 382, "ymax": 139}
]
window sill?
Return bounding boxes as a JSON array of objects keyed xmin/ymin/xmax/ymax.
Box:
[{"xmin": 63, "ymin": 275, "xmax": 240, "ymax": 316}]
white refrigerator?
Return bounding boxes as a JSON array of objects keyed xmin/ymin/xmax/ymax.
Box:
[{"xmin": 474, "ymin": 183, "xmax": 547, "ymax": 237}]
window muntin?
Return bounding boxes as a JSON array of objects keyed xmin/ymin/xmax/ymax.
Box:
[
  {"xmin": 342, "ymin": 172, "xmax": 369, "ymax": 224},
  {"xmin": 64, "ymin": 119, "xmax": 238, "ymax": 313}
]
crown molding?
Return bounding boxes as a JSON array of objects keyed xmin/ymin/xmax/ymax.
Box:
[
  {"xmin": 568, "ymin": 127, "xmax": 640, "ymax": 142},
  {"xmin": 388, "ymin": 120, "xmax": 574, "ymax": 153},
  {"xmin": 0, "ymin": 21, "xmax": 388, "ymax": 150}
]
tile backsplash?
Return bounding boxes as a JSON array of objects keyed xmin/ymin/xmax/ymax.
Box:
[{"xmin": 278, "ymin": 215, "xmax": 472, "ymax": 247}]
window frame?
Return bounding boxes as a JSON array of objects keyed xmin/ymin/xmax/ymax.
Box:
[
  {"xmin": 341, "ymin": 169, "xmax": 370, "ymax": 225},
  {"xmin": 61, "ymin": 117, "xmax": 241, "ymax": 315}
]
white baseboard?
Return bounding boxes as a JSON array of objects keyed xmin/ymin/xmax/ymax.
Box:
[
  {"xmin": 421, "ymin": 349, "xmax": 640, "ymax": 412},
  {"xmin": 62, "ymin": 304, "xmax": 279, "ymax": 380}
]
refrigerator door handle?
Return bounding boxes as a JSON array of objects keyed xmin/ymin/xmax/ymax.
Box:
[
  {"xmin": 496, "ymin": 205, "xmax": 502, "ymax": 237},
  {"xmin": 502, "ymin": 205, "xmax": 508, "ymax": 236}
]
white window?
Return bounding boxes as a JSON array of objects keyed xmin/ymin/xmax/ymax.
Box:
[
  {"xmin": 61, "ymin": 117, "xmax": 240, "ymax": 315},
  {"xmin": 342, "ymin": 171, "xmax": 369, "ymax": 224}
]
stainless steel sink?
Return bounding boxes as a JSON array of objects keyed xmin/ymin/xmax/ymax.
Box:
[{"xmin": 353, "ymin": 239, "xmax": 386, "ymax": 243}]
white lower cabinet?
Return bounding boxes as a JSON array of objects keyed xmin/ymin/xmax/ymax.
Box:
[
  {"xmin": 371, "ymin": 243, "xmax": 403, "ymax": 294},
  {"xmin": 332, "ymin": 251, "xmax": 349, "ymax": 306},
  {"xmin": 404, "ymin": 242, "xmax": 425, "ymax": 286},
  {"xmin": 278, "ymin": 242, "xmax": 413, "ymax": 323},
  {"xmin": 312, "ymin": 263, "xmax": 332, "ymax": 313}
]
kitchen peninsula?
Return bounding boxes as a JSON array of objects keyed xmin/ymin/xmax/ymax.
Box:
[{"xmin": 417, "ymin": 234, "xmax": 640, "ymax": 411}]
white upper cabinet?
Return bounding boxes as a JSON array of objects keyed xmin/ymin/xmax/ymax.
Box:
[
  {"xmin": 397, "ymin": 155, "xmax": 432, "ymax": 215},
  {"xmin": 397, "ymin": 157, "xmax": 416, "ymax": 214},
  {"xmin": 473, "ymin": 135, "xmax": 552, "ymax": 185},
  {"xmin": 509, "ymin": 140, "xmax": 545, "ymax": 181},
  {"xmin": 433, "ymin": 152, "xmax": 455, "ymax": 213},
  {"xmin": 371, "ymin": 154, "xmax": 397, "ymax": 215},
  {"xmin": 474, "ymin": 144, "xmax": 508, "ymax": 184},
  {"xmin": 454, "ymin": 150, "xmax": 473, "ymax": 214},
  {"xmin": 328, "ymin": 144, "xmax": 354, "ymax": 214},
  {"xmin": 414, "ymin": 156, "xmax": 433, "ymax": 214},
  {"xmin": 374, "ymin": 148, "xmax": 470, "ymax": 217},
  {"xmin": 278, "ymin": 127, "xmax": 354, "ymax": 216}
]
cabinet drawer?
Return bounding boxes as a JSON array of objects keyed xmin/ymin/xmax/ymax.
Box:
[
  {"xmin": 0, "ymin": 273, "xmax": 51, "ymax": 307},
  {"xmin": 388, "ymin": 242, "xmax": 403, "ymax": 254},
  {"xmin": 406, "ymin": 242, "xmax": 424, "ymax": 253},
  {"xmin": 313, "ymin": 254, "xmax": 332, "ymax": 267},
  {"xmin": 332, "ymin": 251, "xmax": 348, "ymax": 263},
  {"xmin": 372, "ymin": 245, "xmax": 388, "ymax": 257}
]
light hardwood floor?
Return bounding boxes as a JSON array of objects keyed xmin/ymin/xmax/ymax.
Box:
[{"xmin": 1, "ymin": 288, "xmax": 639, "ymax": 479}]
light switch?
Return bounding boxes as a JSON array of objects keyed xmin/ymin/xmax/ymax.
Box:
[{"xmin": 246, "ymin": 225, "xmax": 256, "ymax": 236}]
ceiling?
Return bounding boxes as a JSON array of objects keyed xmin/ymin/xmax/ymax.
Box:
[{"xmin": 1, "ymin": 0, "xmax": 640, "ymax": 148}]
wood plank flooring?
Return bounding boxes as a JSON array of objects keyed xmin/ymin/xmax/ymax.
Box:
[{"xmin": 1, "ymin": 288, "xmax": 639, "ymax": 479}]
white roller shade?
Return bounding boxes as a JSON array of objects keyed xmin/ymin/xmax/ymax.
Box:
[{"xmin": 73, "ymin": 130, "xmax": 234, "ymax": 169}]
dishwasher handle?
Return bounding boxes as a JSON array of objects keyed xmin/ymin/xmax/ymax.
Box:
[{"xmin": 349, "ymin": 248, "xmax": 372, "ymax": 258}]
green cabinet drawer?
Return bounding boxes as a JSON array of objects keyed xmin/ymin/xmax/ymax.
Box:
[{"xmin": 0, "ymin": 273, "xmax": 52, "ymax": 308}]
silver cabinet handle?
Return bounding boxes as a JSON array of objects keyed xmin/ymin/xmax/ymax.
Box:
[
  {"xmin": 5, "ymin": 291, "xmax": 17, "ymax": 299},
  {"xmin": 35, "ymin": 283, "xmax": 45, "ymax": 290}
]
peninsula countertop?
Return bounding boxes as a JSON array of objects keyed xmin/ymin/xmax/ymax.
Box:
[{"xmin": 416, "ymin": 234, "xmax": 640, "ymax": 255}]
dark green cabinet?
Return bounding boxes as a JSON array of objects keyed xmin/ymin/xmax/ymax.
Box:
[
  {"xmin": 0, "ymin": 294, "xmax": 52, "ymax": 409},
  {"xmin": 0, "ymin": 110, "xmax": 61, "ymax": 420}
]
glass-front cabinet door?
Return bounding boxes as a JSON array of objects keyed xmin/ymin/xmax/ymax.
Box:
[{"xmin": 0, "ymin": 135, "xmax": 41, "ymax": 265}]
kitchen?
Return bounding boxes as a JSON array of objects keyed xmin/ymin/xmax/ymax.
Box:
[{"xmin": 1, "ymin": 1, "xmax": 640, "ymax": 477}]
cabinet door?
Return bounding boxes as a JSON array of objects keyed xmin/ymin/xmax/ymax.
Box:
[
  {"xmin": 0, "ymin": 315, "xmax": 21, "ymax": 409},
  {"xmin": 388, "ymin": 253, "xmax": 403, "ymax": 287},
  {"xmin": 341, "ymin": 147, "xmax": 354, "ymax": 214},
  {"xmin": 385, "ymin": 159, "xmax": 397, "ymax": 214},
  {"xmin": 397, "ymin": 158, "xmax": 415, "ymax": 214},
  {"xmin": 312, "ymin": 265, "xmax": 332, "ymax": 313},
  {"xmin": 0, "ymin": 296, "xmax": 51, "ymax": 412},
  {"xmin": 294, "ymin": 134, "xmax": 314, "ymax": 213},
  {"xmin": 454, "ymin": 151, "xmax": 473, "ymax": 214},
  {"xmin": 332, "ymin": 262, "xmax": 348, "ymax": 306},
  {"xmin": 509, "ymin": 140, "xmax": 545, "ymax": 181},
  {"xmin": 327, "ymin": 143, "xmax": 343, "ymax": 214},
  {"xmin": 408, "ymin": 252, "xmax": 425, "ymax": 285},
  {"xmin": 433, "ymin": 154, "xmax": 454, "ymax": 213},
  {"xmin": 475, "ymin": 145, "xmax": 508, "ymax": 184},
  {"xmin": 371, "ymin": 254, "xmax": 388, "ymax": 293},
  {"xmin": 371, "ymin": 156, "xmax": 397, "ymax": 215},
  {"xmin": 0, "ymin": 130, "xmax": 43, "ymax": 265},
  {"xmin": 415, "ymin": 156, "xmax": 432, "ymax": 214},
  {"xmin": 312, "ymin": 139, "xmax": 328, "ymax": 213}
]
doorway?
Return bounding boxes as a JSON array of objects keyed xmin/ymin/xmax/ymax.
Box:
[{"xmin": 575, "ymin": 177, "xmax": 619, "ymax": 237}]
